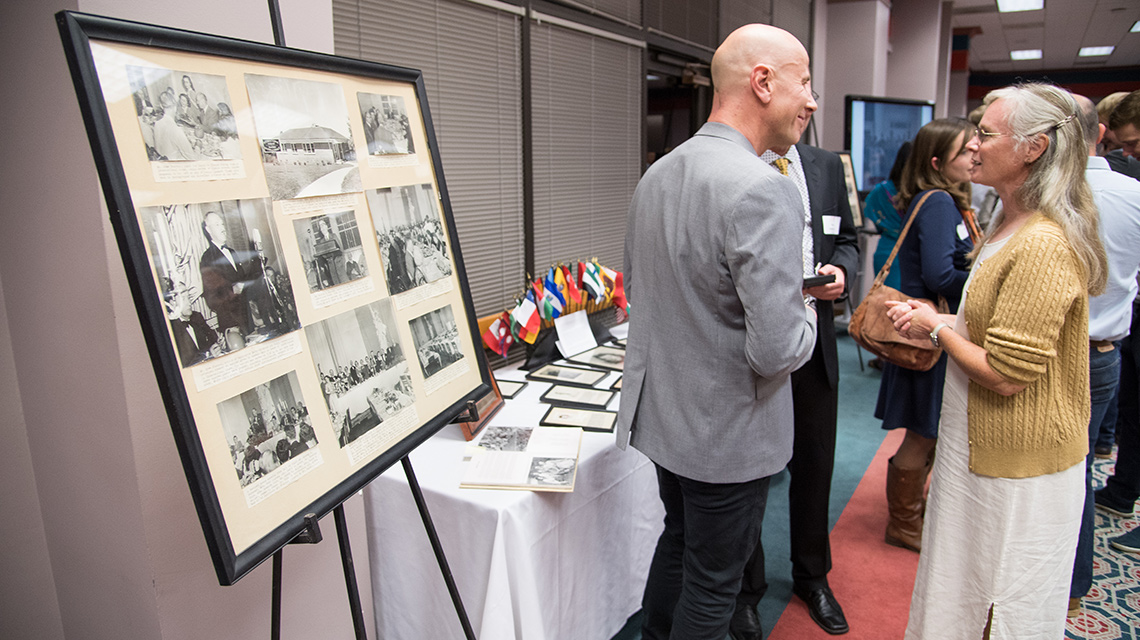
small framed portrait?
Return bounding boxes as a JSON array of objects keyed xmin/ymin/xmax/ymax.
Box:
[
  {"xmin": 494, "ymin": 379, "xmax": 527, "ymax": 399},
  {"xmin": 837, "ymin": 152, "xmax": 864, "ymax": 227},
  {"xmin": 539, "ymin": 406, "xmax": 618, "ymax": 433},
  {"xmin": 525, "ymin": 363, "xmax": 608, "ymax": 388},
  {"xmin": 539, "ymin": 384, "xmax": 615, "ymax": 411},
  {"xmin": 566, "ymin": 345, "xmax": 625, "ymax": 371}
]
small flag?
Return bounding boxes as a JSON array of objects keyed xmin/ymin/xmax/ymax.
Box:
[
  {"xmin": 545, "ymin": 267, "xmax": 565, "ymax": 318},
  {"xmin": 582, "ymin": 261, "xmax": 605, "ymax": 302},
  {"xmin": 598, "ymin": 263, "xmax": 616, "ymax": 304},
  {"xmin": 481, "ymin": 312, "xmax": 513, "ymax": 357},
  {"xmin": 561, "ymin": 264, "xmax": 583, "ymax": 305},
  {"xmin": 512, "ymin": 290, "xmax": 541, "ymax": 342}
]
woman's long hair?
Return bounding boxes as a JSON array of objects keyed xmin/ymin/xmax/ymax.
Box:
[
  {"xmin": 896, "ymin": 118, "xmax": 974, "ymax": 214},
  {"xmin": 979, "ymin": 83, "xmax": 1107, "ymax": 295}
]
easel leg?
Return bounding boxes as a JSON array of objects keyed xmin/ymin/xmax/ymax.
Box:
[
  {"xmin": 333, "ymin": 505, "xmax": 369, "ymax": 640},
  {"xmin": 271, "ymin": 550, "xmax": 283, "ymax": 640},
  {"xmin": 401, "ymin": 456, "xmax": 477, "ymax": 640}
]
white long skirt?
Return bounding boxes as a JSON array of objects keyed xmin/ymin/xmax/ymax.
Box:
[{"xmin": 905, "ymin": 245, "xmax": 1084, "ymax": 639}]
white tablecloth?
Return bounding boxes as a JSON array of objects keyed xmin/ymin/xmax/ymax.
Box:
[{"xmin": 363, "ymin": 351, "xmax": 663, "ymax": 640}]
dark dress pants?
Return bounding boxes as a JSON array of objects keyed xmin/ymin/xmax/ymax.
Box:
[
  {"xmin": 738, "ymin": 346, "xmax": 837, "ymax": 606},
  {"xmin": 641, "ymin": 464, "xmax": 772, "ymax": 640},
  {"xmin": 1102, "ymin": 301, "xmax": 1140, "ymax": 506}
]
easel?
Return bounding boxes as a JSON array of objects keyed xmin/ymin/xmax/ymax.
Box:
[{"xmin": 264, "ymin": 2, "xmax": 477, "ymax": 638}]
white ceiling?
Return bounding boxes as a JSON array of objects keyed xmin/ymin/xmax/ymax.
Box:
[{"xmin": 951, "ymin": 0, "xmax": 1140, "ymax": 73}]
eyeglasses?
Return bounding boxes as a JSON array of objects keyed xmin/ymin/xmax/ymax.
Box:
[{"xmin": 974, "ymin": 127, "xmax": 1006, "ymax": 143}]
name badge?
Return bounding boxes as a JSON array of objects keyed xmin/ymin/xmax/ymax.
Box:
[
  {"xmin": 957, "ymin": 222, "xmax": 968, "ymax": 240},
  {"xmin": 822, "ymin": 215, "xmax": 840, "ymax": 235}
]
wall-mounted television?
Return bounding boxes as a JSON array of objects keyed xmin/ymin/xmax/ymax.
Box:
[{"xmin": 845, "ymin": 95, "xmax": 935, "ymax": 192}]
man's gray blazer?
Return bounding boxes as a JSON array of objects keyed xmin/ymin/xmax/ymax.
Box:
[{"xmin": 616, "ymin": 122, "xmax": 817, "ymax": 484}]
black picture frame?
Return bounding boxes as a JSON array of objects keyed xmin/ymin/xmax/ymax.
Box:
[
  {"xmin": 57, "ymin": 10, "xmax": 494, "ymax": 585},
  {"xmin": 524, "ymin": 362, "xmax": 608, "ymax": 388},
  {"xmin": 538, "ymin": 384, "xmax": 616, "ymax": 411},
  {"xmin": 539, "ymin": 405, "xmax": 618, "ymax": 433},
  {"xmin": 565, "ymin": 345, "xmax": 625, "ymax": 371},
  {"xmin": 494, "ymin": 379, "xmax": 527, "ymax": 399}
]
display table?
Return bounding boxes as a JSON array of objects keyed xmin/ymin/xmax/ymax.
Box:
[{"xmin": 363, "ymin": 347, "xmax": 663, "ymax": 640}]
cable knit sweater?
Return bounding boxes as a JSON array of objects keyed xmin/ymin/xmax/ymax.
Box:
[{"xmin": 963, "ymin": 213, "xmax": 1089, "ymax": 478}]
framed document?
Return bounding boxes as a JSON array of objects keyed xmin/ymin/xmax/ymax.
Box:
[
  {"xmin": 609, "ymin": 375, "xmax": 622, "ymax": 391},
  {"xmin": 539, "ymin": 406, "xmax": 618, "ymax": 433},
  {"xmin": 566, "ymin": 345, "xmax": 625, "ymax": 371},
  {"xmin": 57, "ymin": 11, "xmax": 494, "ymax": 585},
  {"xmin": 837, "ymin": 152, "xmax": 864, "ymax": 227},
  {"xmin": 539, "ymin": 384, "xmax": 615, "ymax": 411},
  {"xmin": 494, "ymin": 379, "xmax": 527, "ymax": 399},
  {"xmin": 525, "ymin": 363, "xmax": 608, "ymax": 388}
]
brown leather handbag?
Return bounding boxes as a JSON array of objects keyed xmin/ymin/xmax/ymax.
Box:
[{"xmin": 849, "ymin": 190, "xmax": 948, "ymax": 371}]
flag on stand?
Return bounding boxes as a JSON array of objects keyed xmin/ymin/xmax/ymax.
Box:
[
  {"xmin": 512, "ymin": 289, "xmax": 541, "ymax": 343},
  {"xmin": 598, "ymin": 263, "xmax": 616, "ymax": 304},
  {"xmin": 544, "ymin": 267, "xmax": 565, "ymax": 318},
  {"xmin": 561, "ymin": 264, "xmax": 583, "ymax": 305},
  {"xmin": 481, "ymin": 311, "xmax": 514, "ymax": 357},
  {"xmin": 582, "ymin": 261, "xmax": 605, "ymax": 303}
]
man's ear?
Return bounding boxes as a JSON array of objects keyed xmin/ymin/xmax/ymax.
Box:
[
  {"xmin": 1096, "ymin": 122, "xmax": 1106, "ymax": 146},
  {"xmin": 1026, "ymin": 132, "xmax": 1048, "ymax": 164},
  {"xmin": 751, "ymin": 64, "xmax": 773, "ymax": 104}
]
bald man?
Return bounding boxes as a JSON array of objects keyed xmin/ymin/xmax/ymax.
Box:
[{"xmin": 617, "ymin": 24, "xmax": 818, "ymax": 639}]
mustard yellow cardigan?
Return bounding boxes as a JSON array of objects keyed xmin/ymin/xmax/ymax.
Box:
[{"xmin": 963, "ymin": 213, "xmax": 1089, "ymax": 478}]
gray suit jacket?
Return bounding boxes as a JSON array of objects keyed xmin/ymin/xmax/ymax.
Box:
[{"xmin": 616, "ymin": 122, "xmax": 818, "ymax": 483}]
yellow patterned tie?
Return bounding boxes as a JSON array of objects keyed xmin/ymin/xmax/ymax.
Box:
[{"xmin": 772, "ymin": 158, "xmax": 790, "ymax": 176}]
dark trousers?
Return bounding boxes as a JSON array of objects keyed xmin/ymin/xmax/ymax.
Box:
[
  {"xmin": 738, "ymin": 346, "xmax": 838, "ymax": 606},
  {"xmin": 641, "ymin": 464, "xmax": 772, "ymax": 640},
  {"xmin": 1102, "ymin": 303, "xmax": 1140, "ymax": 507},
  {"xmin": 1071, "ymin": 343, "xmax": 1122, "ymax": 597}
]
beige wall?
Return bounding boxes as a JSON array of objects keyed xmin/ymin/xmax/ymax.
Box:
[{"xmin": 0, "ymin": 1, "xmax": 374, "ymax": 638}]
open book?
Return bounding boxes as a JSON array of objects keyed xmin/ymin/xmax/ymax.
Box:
[{"xmin": 460, "ymin": 425, "xmax": 582, "ymax": 492}]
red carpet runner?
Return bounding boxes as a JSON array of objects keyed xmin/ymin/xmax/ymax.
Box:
[{"xmin": 768, "ymin": 428, "xmax": 919, "ymax": 640}]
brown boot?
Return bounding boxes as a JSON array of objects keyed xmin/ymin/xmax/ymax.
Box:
[{"xmin": 885, "ymin": 456, "xmax": 929, "ymax": 552}]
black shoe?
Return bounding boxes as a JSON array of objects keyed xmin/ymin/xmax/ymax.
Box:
[
  {"xmin": 728, "ymin": 602, "xmax": 763, "ymax": 640},
  {"xmin": 1094, "ymin": 444, "xmax": 1114, "ymax": 459},
  {"xmin": 793, "ymin": 585, "xmax": 849, "ymax": 635},
  {"xmin": 1095, "ymin": 488, "xmax": 1136, "ymax": 518}
]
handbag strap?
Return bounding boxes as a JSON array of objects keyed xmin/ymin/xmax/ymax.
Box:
[{"xmin": 871, "ymin": 189, "xmax": 940, "ymax": 288}]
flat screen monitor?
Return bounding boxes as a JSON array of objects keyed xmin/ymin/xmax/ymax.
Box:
[{"xmin": 845, "ymin": 95, "xmax": 934, "ymax": 192}]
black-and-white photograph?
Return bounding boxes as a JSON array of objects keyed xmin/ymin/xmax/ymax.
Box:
[
  {"xmin": 357, "ymin": 92, "xmax": 415, "ymax": 155},
  {"xmin": 365, "ymin": 184, "xmax": 453, "ymax": 295},
  {"xmin": 305, "ymin": 300, "xmax": 413, "ymax": 447},
  {"xmin": 126, "ymin": 66, "xmax": 242, "ymax": 162},
  {"xmin": 245, "ymin": 74, "xmax": 360, "ymax": 200},
  {"xmin": 477, "ymin": 426, "xmax": 533, "ymax": 452},
  {"xmin": 293, "ymin": 211, "xmax": 369, "ymax": 293},
  {"xmin": 218, "ymin": 372, "xmax": 317, "ymax": 488},
  {"xmin": 567, "ymin": 345, "xmax": 625, "ymax": 371},
  {"xmin": 408, "ymin": 305, "xmax": 464, "ymax": 379},
  {"xmin": 528, "ymin": 457, "xmax": 576, "ymax": 487},
  {"xmin": 140, "ymin": 199, "xmax": 301, "ymax": 366},
  {"xmin": 524, "ymin": 363, "xmax": 608, "ymax": 388}
]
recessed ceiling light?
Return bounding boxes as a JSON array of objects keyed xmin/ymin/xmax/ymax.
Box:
[
  {"xmin": 1079, "ymin": 46, "xmax": 1115, "ymax": 57},
  {"xmin": 1132, "ymin": 20, "xmax": 1140, "ymax": 33},
  {"xmin": 997, "ymin": 0, "xmax": 1044, "ymax": 12},
  {"xmin": 1010, "ymin": 49, "xmax": 1043, "ymax": 60}
]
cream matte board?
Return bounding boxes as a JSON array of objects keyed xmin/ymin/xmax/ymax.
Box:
[{"xmin": 58, "ymin": 11, "xmax": 491, "ymax": 585}]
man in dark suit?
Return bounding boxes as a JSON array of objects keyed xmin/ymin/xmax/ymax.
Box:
[
  {"xmin": 731, "ymin": 141, "xmax": 858, "ymax": 638},
  {"xmin": 165, "ymin": 287, "xmax": 219, "ymax": 366},
  {"xmin": 617, "ymin": 24, "xmax": 819, "ymax": 640},
  {"xmin": 199, "ymin": 211, "xmax": 252, "ymax": 336}
]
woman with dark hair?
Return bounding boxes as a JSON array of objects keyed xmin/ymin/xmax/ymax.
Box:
[
  {"xmin": 875, "ymin": 117, "xmax": 978, "ymax": 553},
  {"xmin": 889, "ymin": 83, "xmax": 1107, "ymax": 638},
  {"xmin": 864, "ymin": 141, "xmax": 913, "ymax": 290}
]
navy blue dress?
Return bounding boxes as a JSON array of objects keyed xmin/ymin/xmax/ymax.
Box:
[{"xmin": 875, "ymin": 190, "xmax": 973, "ymax": 438}]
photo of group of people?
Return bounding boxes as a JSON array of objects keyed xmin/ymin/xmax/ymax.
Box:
[
  {"xmin": 293, "ymin": 212, "xmax": 369, "ymax": 293},
  {"xmin": 141, "ymin": 199, "xmax": 301, "ymax": 367},
  {"xmin": 245, "ymin": 74, "xmax": 361, "ymax": 200},
  {"xmin": 218, "ymin": 372, "xmax": 317, "ymax": 488},
  {"xmin": 128, "ymin": 67, "xmax": 241, "ymax": 162},
  {"xmin": 305, "ymin": 300, "xmax": 414, "ymax": 447},
  {"xmin": 409, "ymin": 305, "xmax": 464, "ymax": 379},
  {"xmin": 365, "ymin": 184, "xmax": 453, "ymax": 295},
  {"xmin": 357, "ymin": 92, "xmax": 415, "ymax": 155}
]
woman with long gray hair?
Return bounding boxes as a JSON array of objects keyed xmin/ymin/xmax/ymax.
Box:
[{"xmin": 885, "ymin": 83, "xmax": 1107, "ymax": 639}]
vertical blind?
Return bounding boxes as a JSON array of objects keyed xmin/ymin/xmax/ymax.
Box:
[
  {"xmin": 529, "ymin": 19, "xmax": 644, "ymax": 273},
  {"xmin": 333, "ymin": 0, "xmax": 525, "ymax": 317}
]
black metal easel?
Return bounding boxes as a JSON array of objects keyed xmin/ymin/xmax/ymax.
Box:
[{"xmin": 261, "ymin": 9, "xmax": 477, "ymax": 636}]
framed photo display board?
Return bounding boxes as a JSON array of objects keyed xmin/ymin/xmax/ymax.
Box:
[{"xmin": 57, "ymin": 11, "xmax": 494, "ymax": 585}]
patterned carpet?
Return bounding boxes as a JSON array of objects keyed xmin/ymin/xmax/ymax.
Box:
[{"xmin": 1067, "ymin": 451, "xmax": 1140, "ymax": 640}]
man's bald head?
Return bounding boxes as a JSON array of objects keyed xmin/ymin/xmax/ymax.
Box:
[
  {"xmin": 1074, "ymin": 94, "xmax": 1101, "ymax": 153},
  {"xmin": 711, "ymin": 24, "xmax": 807, "ymax": 98}
]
